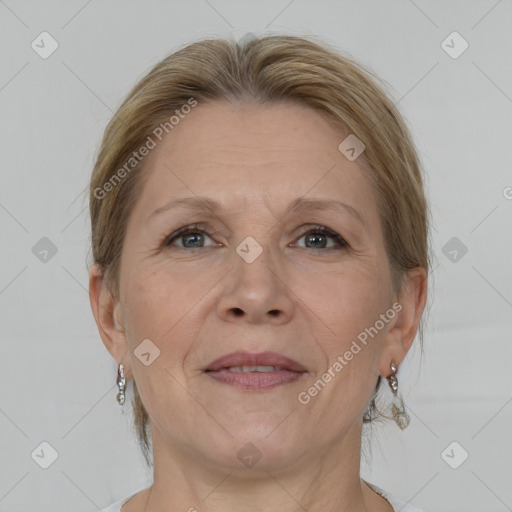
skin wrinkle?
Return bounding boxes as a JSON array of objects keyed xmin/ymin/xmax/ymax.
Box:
[
  {"xmin": 90, "ymin": 100, "xmax": 426, "ymax": 512},
  {"xmin": 148, "ymin": 197, "xmax": 367, "ymax": 253}
]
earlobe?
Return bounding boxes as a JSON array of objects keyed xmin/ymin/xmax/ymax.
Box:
[
  {"xmin": 89, "ymin": 263, "xmax": 131, "ymax": 376},
  {"xmin": 379, "ymin": 267, "xmax": 428, "ymax": 376},
  {"xmin": 398, "ymin": 266, "xmax": 428, "ymax": 352}
]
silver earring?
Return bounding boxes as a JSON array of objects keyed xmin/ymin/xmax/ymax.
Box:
[
  {"xmin": 387, "ymin": 361, "xmax": 410, "ymax": 430},
  {"xmin": 116, "ymin": 363, "xmax": 126, "ymax": 406}
]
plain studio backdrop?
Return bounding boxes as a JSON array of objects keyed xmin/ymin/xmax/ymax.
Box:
[{"xmin": 0, "ymin": 1, "xmax": 511, "ymax": 511}]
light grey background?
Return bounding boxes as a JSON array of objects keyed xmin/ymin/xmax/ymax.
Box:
[{"xmin": 0, "ymin": 1, "xmax": 511, "ymax": 511}]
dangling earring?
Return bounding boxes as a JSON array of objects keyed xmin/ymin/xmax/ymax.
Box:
[
  {"xmin": 387, "ymin": 361, "xmax": 410, "ymax": 430},
  {"xmin": 116, "ymin": 363, "xmax": 126, "ymax": 406}
]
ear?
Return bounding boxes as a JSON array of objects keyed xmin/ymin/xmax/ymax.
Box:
[
  {"xmin": 89, "ymin": 263, "xmax": 132, "ymax": 380},
  {"xmin": 379, "ymin": 266, "xmax": 428, "ymax": 377}
]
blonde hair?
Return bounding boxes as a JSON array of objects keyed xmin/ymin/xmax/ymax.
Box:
[{"xmin": 89, "ymin": 34, "xmax": 430, "ymax": 468}]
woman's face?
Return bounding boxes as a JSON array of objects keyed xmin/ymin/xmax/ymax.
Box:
[{"xmin": 109, "ymin": 101, "xmax": 405, "ymax": 470}]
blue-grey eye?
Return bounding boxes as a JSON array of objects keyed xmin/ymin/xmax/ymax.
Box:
[
  {"xmin": 165, "ymin": 224, "xmax": 216, "ymax": 248},
  {"xmin": 296, "ymin": 226, "xmax": 348, "ymax": 249}
]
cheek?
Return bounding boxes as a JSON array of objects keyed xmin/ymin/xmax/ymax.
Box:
[
  {"xmin": 300, "ymin": 262, "xmax": 391, "ymax": 349},
  {"xmin": 121, "ymin": 261, "xmax": 221, "ymax": 361},
  {"xmin": 296, "ymin": 267, "xmax": 389, "ymax": 422},
  {"xmin": 123, "ymin": 257, "xmax": 183, "ymax": 326}
]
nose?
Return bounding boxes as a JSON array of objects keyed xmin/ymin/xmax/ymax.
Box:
[{"xmin": 216, "ymin": 244, "xmax": 295, "ymax": 325}]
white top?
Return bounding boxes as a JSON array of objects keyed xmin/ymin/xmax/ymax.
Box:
[{"xmin": 100, "ymin": 481, "xmax": 424, "ymax": 512}]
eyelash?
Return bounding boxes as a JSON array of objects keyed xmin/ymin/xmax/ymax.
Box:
[{"xmin": 163, "ymin": 223, "xmax": 349, "ymax": 250}]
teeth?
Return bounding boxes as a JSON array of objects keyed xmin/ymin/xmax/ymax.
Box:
[{"xmin": 228, "ymin": 365, "xmax": 278, "ymax": 373}]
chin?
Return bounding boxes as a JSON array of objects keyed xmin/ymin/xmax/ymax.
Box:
[{"xmin": 200, "ymin": 427, "xmax": 307, "ymax": 473}]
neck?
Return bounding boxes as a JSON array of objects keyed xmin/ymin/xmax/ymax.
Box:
[{"xmin": 139, "ymin": 421, "xmax": 388, "ymax": 512}]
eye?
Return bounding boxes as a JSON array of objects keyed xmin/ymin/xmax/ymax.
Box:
[
  {"xmin": 163, "ymin": 223, "xmax": 348, "ymax": 250},
  {"xmin": 294, "ymin": 225, "xmax": 348, "ymax": 250},
  {"xmin": 164, "ymin": 224, "xmax": 217, "ymax": 249}
]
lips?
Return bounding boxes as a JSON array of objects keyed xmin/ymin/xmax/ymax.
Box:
[
  {"xmin": 204, "ymin": 351, "xmax": 307, "ymax": 390},
  {"xmin": 204, "ymin": 351, "xmax": 307, "ymax": 373}
]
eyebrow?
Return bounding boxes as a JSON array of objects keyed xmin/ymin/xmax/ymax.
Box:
[{"xmin": 147, "ymin": 196, "xmax": 367, "ymax": 227}]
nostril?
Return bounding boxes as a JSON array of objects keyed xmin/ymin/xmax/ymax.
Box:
[
  {"xmin": 268, "ymin": 309, "xmax": 280, "ymax": 316},
  {"xmin": 232, "ymin": 308, "xmax": 244, "ymax": 316}
]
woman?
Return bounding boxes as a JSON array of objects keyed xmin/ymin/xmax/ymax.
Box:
[{"xmin": 89, "ymin": 34, "xmax": 429, "ymax": 512}]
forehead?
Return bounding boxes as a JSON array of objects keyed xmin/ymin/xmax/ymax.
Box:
[
  {"xmin": 150, "ymin": 100, "xmax": 349, "ymax": 172},
  {"xmin": 132, "ymin": 100, "xmax": 378, "ymax": 222}
]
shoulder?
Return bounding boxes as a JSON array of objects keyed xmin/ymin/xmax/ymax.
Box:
[
  {"xmin": 99, "ymin": 500, "xmax": 123, "ymax": 512},
  {"xmin": 364, "ymin": 480, "xmax": 426, "ymax": 512},
  {"xmin": 101, "ymin": 480, "xmax": 152, "ymax": 512},
  {"xmin": 100, "ymin": 490, "xmax": 140, "ymax": 512}
]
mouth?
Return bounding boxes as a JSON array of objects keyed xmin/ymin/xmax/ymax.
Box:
[{"xmin": 204, "ymin": 351, "xmax": 307, "ymax": 390}]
